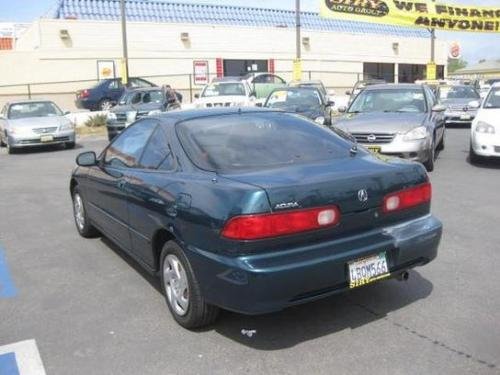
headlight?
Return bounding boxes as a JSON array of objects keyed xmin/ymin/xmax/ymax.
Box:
[
  {"xmin": 475, "ymin": 121, "xmax": 495, "ymax": 134},
  {"xmin": 59, "ymin": 122, "xmax": 74, "ymax": 131},
  {"xmin": 403, "ymin": 126, "xmax": 427, "ymax": 141},
  {"xmin": 148, "ymin": 110, "xmax": 162, "ymax": 116},
  {"xmin": 106, "ymin": 112, "xmax": 117, "ymax": 121},
  {"xmin": 126, "ymin": 111, "xmax": 137, "ymax": 123},
  {"xmin": 314, "ymin": 116, "xmax": 325, "ymax": 125}
]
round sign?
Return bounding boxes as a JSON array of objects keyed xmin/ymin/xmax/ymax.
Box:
[{"xmin": 449, "ymin": 42, "xmax": 461, "ymax": 59}]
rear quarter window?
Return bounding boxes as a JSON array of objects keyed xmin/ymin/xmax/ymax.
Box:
[{"xmin": 176, "ymin": 112, "xmax": 352, "ymax": 172}]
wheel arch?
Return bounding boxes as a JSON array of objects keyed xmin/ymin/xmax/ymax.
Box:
[
  {"xmin": 70, "ymin": 178, "xmax": 78, "ymax": 196},
  {"xmin": 152, "ymin": 228, "xmax": 177, "ymax": 272}
]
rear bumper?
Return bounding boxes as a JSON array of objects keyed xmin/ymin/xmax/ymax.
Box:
[
  {"xmin": 471, "ymin": 132, "xmax": 500, "ymax": 158},
  {"xmin": 75, "ymin": 98, "xmax": 97, "ymax": 111},
  {"xmin": 444, "ymin": 111, "xmax": 476, "ymax": 125},
  {"xmin": 185, "ymin": 214, "xmax": 442, "ymax": 315}
]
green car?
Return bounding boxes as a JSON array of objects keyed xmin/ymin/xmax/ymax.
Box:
[{"xmin": 243, "ymin": 73, "xmax": 287, "ymax": 100}]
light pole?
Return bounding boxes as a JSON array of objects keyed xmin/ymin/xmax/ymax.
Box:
[
  {"xmin": 294, "ymin": 0, "xmax": 302, "ymax": 81},
  {"xmin": 120, "ymin": 0, "xmax": 129, "ymax": 84}
]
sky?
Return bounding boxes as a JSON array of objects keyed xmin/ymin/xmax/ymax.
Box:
[{"xmin": 0, "ymin": 0, "xmax": 498, "ymax": 64}]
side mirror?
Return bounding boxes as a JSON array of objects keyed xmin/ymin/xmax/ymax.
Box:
[
  {"xmin": 64, "ymin": 110, "xmax": 71, "ymax": 115},
  {"xmin": 345, "ymin": 90, "xmax": 351, "ymax": 96},
  {"xmin": 337, "ymin": 106, "xmax": 347, "ymax": 113},
  {"xmin": 194, "ymin": 93, "xmax": 200, "ymax": 99},
  {"xmin": 327, "ymin": 100, "xmax": 335, "ymax": 107},
  {"xmin": 431, "ymin": 104, "xmax": 446, "ymax": 112},
  {"xmin": 468, "ymin": 100, "xmax": 480, "ymax": 109},
  {"xmin": 255, "ymin": 102, "xmax": 263, "ymax": 107},
  {"xmin": 76, "ymin": 151, "xmax": 97, "ymax": 167}
]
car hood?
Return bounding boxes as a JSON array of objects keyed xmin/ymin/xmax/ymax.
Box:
[
  {"xmin": 441, "ymin": 98, "xmax": 478, "ymax": 108},
  {"xmin": 334, "ymin": 112, "xmax": 426, "ymax": 134},
  {"xmin": 195, "ymin": 96, "xmax": 249, "ymax": 104},
  {"xmin": 7, "ymin": 116, "xmax": 69, "ymax": 129},
  {"xmin": 474, "ymin": 108, "xmax": 500, "ymax": 126},
  {"xmin": 111, "ymin": 103, "xmax": 163, "ymax": 113}
]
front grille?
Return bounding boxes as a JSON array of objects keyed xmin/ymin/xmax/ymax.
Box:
[
  {"xmin": 32, "ymin": 127, "xmax": 58, "ymax": 134},
  {"xmin": 351, "ymin": 133, "xmax": 395, "ymax": 144},
  {"xmin": 206, "ymin": 102, "xmax": 231, "ymax": 108},
  {"xmin": 136, "ymin": 111, "xmax": 150, "ymax": 119},
  {"xmin": 18, "ymin": 136, "xmax": 69, "ymax": 145},
  {"xmin": 494, "ymin": 146, "xmax": 500, "ymax": 153},
  {"xmin": 115, "ymin": 113, "xmax": 127, "ymax": 122}
]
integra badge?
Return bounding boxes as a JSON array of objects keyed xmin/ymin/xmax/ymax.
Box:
[{"xmin": 325, "ymin": 0, "xmax": 390, "ymax": 17}]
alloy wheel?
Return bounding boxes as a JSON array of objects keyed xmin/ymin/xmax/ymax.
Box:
[
  {"xmin": 163, "ymin": 254, "xmax": 190, "ymax": 316},
  {"xmin": 73, "ymin": 193, "xmax": 85, "ymax": 231}
]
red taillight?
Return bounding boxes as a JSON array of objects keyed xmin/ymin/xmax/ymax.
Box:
[
  {"xmin": 79, "ymin": 89, "xmax": 90, "ymax": 98},
  {"xmin": 221, "ymin": 205, "xmax": 341, "ymax": 240},
  {"xmin": 382, "ymin": 182, "xmax": 431, "ymax": 213}
]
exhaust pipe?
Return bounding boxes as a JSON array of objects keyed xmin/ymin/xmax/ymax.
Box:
[{"xmin": 397, "ymin": 271, "xmax": 410, "ymax": 281}]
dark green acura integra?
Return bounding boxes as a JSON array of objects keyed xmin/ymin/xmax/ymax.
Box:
[{"xmin": 70, "ymin": 108, "xmax": 442, "ymax": 329}]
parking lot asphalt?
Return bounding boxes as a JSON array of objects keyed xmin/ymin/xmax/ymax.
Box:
[{"xmin": 0, "ymin": 128, "xmax": 499, "ymax": 375}]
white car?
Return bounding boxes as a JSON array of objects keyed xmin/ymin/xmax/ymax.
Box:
[
  {"xmin": 194, "ymin": 80, "xmax": 256, "ymax": 108},
  {"xmin": 470, "ymin": 83, "xmax": 500, "ymax": 163}
]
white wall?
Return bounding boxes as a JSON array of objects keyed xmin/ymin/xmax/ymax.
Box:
[{"xmin": 0, "ymin": 18, "xmax": 448, "ymax": 110}]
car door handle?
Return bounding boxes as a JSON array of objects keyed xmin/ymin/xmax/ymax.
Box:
[{"xmin": 117, "ymin": 180, "xmax": 127, "ymax": 189}]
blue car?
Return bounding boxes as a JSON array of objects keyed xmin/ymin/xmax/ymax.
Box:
[
  {"xmin": 75, "ymin": 77, "xmax": 157, "ymax": 111},
  {"xmin": 70, "ymin": 108, "xmax": 442, "ymax": 329}
]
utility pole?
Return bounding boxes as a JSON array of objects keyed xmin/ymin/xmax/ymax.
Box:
[
  {"xmin": 120, "ymin": 0, "xmax": 129, "ymax": 84},
  {"xmin": 430, "ymin": 28, "xmax": 435, "ymax": 63},
  {"xmin": 294, "ymin": 0, "xmax": 302, "ymax": 81}
]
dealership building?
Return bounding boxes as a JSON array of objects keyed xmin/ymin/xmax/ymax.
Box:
[{"xmin": 0, "ymin": 0, "xmax": 448, "ymax": 109}]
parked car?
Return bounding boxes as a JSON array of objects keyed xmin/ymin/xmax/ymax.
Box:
[
  {"xmin": 242, "ymin": 72, "xmax": 287, "ymax": 100},
  {"xmin": 334, "ymin": 84, "xmax": 446, "ymax": 171},
  {"xmin": 264, "ymin": 87, "xmax": 334, "ymax": 125},
  {"xmin": 469, "ymin": 83, "xmax": 500, "ymax": 163},
  {"xmin": 438, "ymin": 85, "xmax": 481, "ymax": 126},
  {"xmin": 70, "ymin": 108, "xmax": 442, "ymax": 329},
  {"xmin": 75, "ymin": 77, "xmax": 157, "ymax": 111},
  {"xmin": 288, "ymin": 80, "xmax": 329, "ymax": 97},
  {"xmin": 0, "ymin": 100, "xmax": 75, "ymax": 154},
  {"xmin": 106, "ymin": 87, "xmax": 179, "ymax": 141},
  {"xmin": 194, "ymin": 80, "xmax": 256, "ymax": 108},
  {"xmin": 346, "ymin": 79, "xmax": 386, "ymax": 105}
]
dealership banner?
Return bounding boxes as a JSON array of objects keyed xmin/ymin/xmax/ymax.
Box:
[{"xmin": 320, "ymin": 0, "xmax": 500, "ymax": 33}]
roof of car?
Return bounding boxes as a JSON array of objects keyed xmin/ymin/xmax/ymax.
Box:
[
  {"xmin": 363, "ymin": 83, "xmax": 423, "ymax": 91},
  {"xmin": 6, "ymin": 99, "xmax": 55, "ymax": 106},
  {"xmin": 289, "ymin": 80, "xmax": 323, "ymax": 85},
  {"xmin": 155, "ymin": 107, "xmax": 279, "ymax": 122},
  {"xmin": 123, "ymin": 87, "xmax": 163, "ymax": 92}
]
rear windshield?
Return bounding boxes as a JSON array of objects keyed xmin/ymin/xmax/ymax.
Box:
[{"xmin": 176, "ymin": 112, "xmax": 351, "ymax": 172}]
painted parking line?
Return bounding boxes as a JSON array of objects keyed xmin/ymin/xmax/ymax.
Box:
[
  {"xmin": 0, "ymin": 244, "xmax": 16, "ymax": 298},
  {"xmin": 0, "ymin": 340, "xmax": 46, "ymax": 375}
]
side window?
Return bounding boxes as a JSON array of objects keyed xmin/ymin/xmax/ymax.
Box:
[
  {"xmin": 130, "ymin": 92, "xmax": 142, "ymax": 105},
  {"xmin": 130, "ymin": 78, "xmax": 153, "ymax": 88},
  {"xmin": 108, "ymin": 79, "xmax": 123, "ymax": 90},
  {"xmin": 139, "ymin": 126, "xmax": 175, "ymax": 170},
  {"xmin": 104, "ymin": 120, "xmax": 157, "ymax": 168}
]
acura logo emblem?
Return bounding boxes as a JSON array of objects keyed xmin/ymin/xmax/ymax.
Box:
[
  {"xmin": 358, "ymin": 189, "xmax": 368, "ymax": 203},
  {"xmin": 367, "ymin": 134, "xmax": 377, "ymax": 143}
]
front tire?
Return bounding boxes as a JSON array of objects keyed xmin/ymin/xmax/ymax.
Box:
[
  {"xmin": 72, "ymin": 187, "xmax": 99, "ymax": 238},
  {"xmin": 160, "ymin": 241, "xmax": 219, "ymax": 329},
  {"xmin": 423, "ymin": 140, "xmax": 435, "ymax": 172},
  {"xmin": 66, "ymin": 141, "xmax": 76, "ymax": 149},
  {"xmin": 469, "ymin": 143, "xmax": 481, "ymax": 164}
]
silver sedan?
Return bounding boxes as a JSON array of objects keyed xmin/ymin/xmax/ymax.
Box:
[{"xmin": 0, "ymin": 100, "xmax": 75, "ymax": 154}]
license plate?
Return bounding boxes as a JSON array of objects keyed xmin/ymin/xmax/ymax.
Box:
[
  {"xmin": 348, "ymin": 252, "xmax": 389, "ymax": 288},
  {"xmin": 367, "ymin": 146, "xmax": 381, "ymax": 153},
  {"xmin": 40, "ymin": 135, "xmax": 54, "ymax": 143},
  {"xmin": 460, "ymin": 114, "xmax": 471, "ymax": 120}
]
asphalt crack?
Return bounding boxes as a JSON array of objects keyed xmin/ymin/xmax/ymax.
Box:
[{"xmin": 349, "ymin": 299, "xmax": 497, "ymax": 371}]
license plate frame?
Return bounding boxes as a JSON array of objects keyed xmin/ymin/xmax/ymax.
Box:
[
  {"xmin": 348, "ymin": 252, "xmax": 389, "ymax": 288},
  {"xmin": 366, "ymin": 146, "xmax": 381, "ymax": 153},
  {"xmin": 40, "ymin": 135, "xmax": 54, "ymax": 143},
  {"xmin": 460, "ymin": 114, "xmax": 472, "ymax": 120}
]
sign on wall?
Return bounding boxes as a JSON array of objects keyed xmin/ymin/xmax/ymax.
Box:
[
  {"xmin": 320, "ymin": 0, "xmax": 500, "ymax": 33},
  {"xmin": 193, "ymin": 60, "xmax": 209, "ymax": 85},
  {"xmin": 97, "ymin": 60, "xmax": 116, "ymax": 80},
  {"xmin": 426, "ymin": 62, "xmax": 437, "ymax": 80},
  {"xmin": 449, "ymin": 41, "xmax": 461, "ymax": 59}
]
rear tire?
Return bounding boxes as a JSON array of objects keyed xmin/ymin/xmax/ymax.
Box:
[
  {"xmin": 98, "ymin": 98, "xmax": 113, "ymax": 111},
  {"xmin": 72, "ymin": 186, "xmax": 99, "ymax": 238},
  {"xmin": 160, "ymin": 241, "xmax": 219, "ymax": 329},
  {"xmin": 437, "ymin": 131, "xmax": 445, "ymax": 151}
]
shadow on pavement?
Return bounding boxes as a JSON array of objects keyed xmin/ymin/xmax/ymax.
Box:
[{"xmin": 212, "ymin": 271, "xmax": 433, "ymax": 350}]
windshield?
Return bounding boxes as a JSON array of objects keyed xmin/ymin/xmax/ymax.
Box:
[
  {"xmin": 119, "ymin": 90, "xmax": 164, "ymax": 105},
  {"xmin": 265, "ymin": 89, "xmax": 321, "ymax": 111},
  {"xmin": 201, "ymin": 83, "xmax": 246, "ymax": 97},
  {"xmin": 439, "ymin": 86, "xmax": 479, "ymax": 100},
  {"xmin": 484, "ymin": 88, "xmax": 500, "ymax": 109},
  {"xmin": 8, "ymin": 102, "xmax": 62, "ymax": 119},
  {"xmin": 176, "ymin": 113, "xmax": 349, "ymax": 172},
  {"xmin": 349, "ymin": 88, "xmax": 426, "ymax": 113}
]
